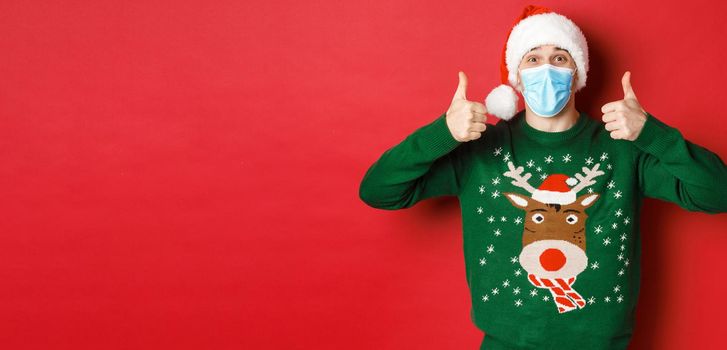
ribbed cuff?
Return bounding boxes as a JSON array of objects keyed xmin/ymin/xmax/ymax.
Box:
[
  {"xmin": 632, "ymin": 112, "xmax": 678, "ymax": 156},
  {"xmin": 421, "ymin": 113, "xmax": 462, "ymax": 156}
]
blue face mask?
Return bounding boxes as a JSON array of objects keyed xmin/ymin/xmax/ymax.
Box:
[{"xmin": 518, "ymin": 64, "xmax": 575, "ymax": 117}]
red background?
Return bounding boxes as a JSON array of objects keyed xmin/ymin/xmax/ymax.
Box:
[{"xmin": 1, "ymin": 0, "xmax": 726, "ymax": 349}]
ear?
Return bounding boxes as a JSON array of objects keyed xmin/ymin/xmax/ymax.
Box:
[
  {"xmin": 577, "ymin": 193, "xmax": 599, "ymax": 209},
  {"xmin": 504, "ymin": 192, "xmax": 530, "ymax": 208}
]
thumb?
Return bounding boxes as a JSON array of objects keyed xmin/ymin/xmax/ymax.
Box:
[
  {"xmin": 622, "ymin": 71, "xmax": 637, "ymax": 100},
  {"xmin": 452, "ymin": 71, "xmax": 468, "ymax": 101}
]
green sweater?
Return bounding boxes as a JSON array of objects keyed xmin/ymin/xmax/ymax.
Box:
[{"xmin": 359, "ymin": 110, "xmax": 727, "ymax": 349}]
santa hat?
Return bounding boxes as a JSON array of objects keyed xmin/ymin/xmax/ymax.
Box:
[
  {"xmin": 484, "ymin": 5, "xmax": 589, "ymax": 120},
  {"xmin": 531, "ymin": 174, "xmax": 578, "ymax": 205}
]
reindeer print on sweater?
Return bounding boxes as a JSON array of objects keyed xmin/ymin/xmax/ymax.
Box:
[
  {"xmin": 503, "ymin": 161, "xmax": 603, "ymax": 313},
  {"xmin": 475, "ymin": 149, "xmax": 632, "ymax": 315}
]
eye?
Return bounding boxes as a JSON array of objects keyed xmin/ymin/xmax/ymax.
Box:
[
  {"xmin": 531, "ymin": 213, "xmax": 545, "ymax": 224},
  {"xmin": 566, "ymin": 214, "xmax": 578, "ymax": 224},
  {"xmin": 527, "ymin": 56, "xmax": 536, "ymax": 63}
]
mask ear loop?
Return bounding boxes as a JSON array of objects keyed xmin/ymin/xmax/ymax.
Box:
[{"xmin": 516, "ymin": 69, "xmax": 526, "ymax": 94}]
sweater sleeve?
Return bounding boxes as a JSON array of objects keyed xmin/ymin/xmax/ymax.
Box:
[
  {"xmin": 358, "ymin": 113, "xmax": 464, "ymax": 210},
  {"xmin": 633, "ymin": 111, "xmax": 727, "ymax": 213}
]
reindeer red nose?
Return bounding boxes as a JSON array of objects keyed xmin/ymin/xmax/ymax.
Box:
[{"xmin": 540, "ymin": 248, "xmax": 566, "ymax": 271}]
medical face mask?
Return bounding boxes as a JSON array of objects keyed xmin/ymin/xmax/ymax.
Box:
[{"xmin": 518, "ymin": 64, "xmax": 575, "ymax": 117}]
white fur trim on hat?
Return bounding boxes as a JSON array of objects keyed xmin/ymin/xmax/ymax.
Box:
[
  {"xmin": 506, "ymin": 12, "xmax": 589, "ymax": 93},
  {"xmin": 485, "ymin": 84, "xmax": 519, "ymax": 120},
  {"xmin": 531, "ymin": 189, "xmax": 576, "ymax": 205}
]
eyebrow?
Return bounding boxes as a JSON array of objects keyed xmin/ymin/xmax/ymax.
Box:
[{"xmin": 528, "ymin": 46, "xmax": 568, "ymax": 53}]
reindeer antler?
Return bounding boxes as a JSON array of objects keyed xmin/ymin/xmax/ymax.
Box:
[
  {"xmin": 504, "ymin": 161, "xmax": 536, "ymax": 193},
  {"xmin": 570, "ymin": 163, "xmax": 605, "ymax": 194}
]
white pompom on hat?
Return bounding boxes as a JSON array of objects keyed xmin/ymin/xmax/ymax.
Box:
[{"xmin": 485, "ymin": 5, "xmax": 589, "ymax": 120}]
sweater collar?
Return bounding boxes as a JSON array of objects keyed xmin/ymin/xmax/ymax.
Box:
[{"xmin": 512, "ymin": 109, "xmax": 590, "ymax": 145}]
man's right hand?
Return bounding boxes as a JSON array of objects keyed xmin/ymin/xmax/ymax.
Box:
[{"xmin": 445, "ymin": 71, "xmax": 487, "ymax": 142}]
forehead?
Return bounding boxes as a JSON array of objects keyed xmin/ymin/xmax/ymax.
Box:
[{"xmin": 528, "ymin": 202, "xmax": 583, "ymax": 213}]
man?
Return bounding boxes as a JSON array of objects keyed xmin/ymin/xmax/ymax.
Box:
[{"xmin": 359, "ymin": 4, "xmax": 727, "ymax": 350}]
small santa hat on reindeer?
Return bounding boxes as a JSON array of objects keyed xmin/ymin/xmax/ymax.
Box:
[
  {"xmin": 531, "ymin": 174, "xmax": 579, "ymax": 205},
  {"xmin": 484, "ymin": 5, "xmax": 590, "ymax": 120}
]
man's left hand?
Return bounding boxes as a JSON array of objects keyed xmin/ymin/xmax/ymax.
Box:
[{"xmin": 601, "ymin": 71, "xmax": 648, "ymax": 141}]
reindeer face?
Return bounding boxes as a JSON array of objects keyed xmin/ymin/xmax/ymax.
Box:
[
  {"xmin": 501, "ymin": 161, "xmax": 604, "ymax": 280},
  {"xmin": 505, "ymin": 192, "xmax": 599, "ymax": 279}
]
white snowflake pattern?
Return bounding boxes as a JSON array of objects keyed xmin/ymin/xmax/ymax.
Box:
[
  {"xmin": 494, "ymin": 147, "xmax": 503, "ymax": 156},
  {"xmin": 620, "ymin": 233, "xmax": 627, "ymax": 241},
  {"xmin": 617, "ymin": 253, "xmax": 624, "ymax": 261},
  {"xmin": 539, "ymin": 173, "xmax": 548, "ymax": 180},
  {"xmin": 515, "ymin": 299, "xmax": 523, "ymax": 307},
  {"xmin": 585, "ymin": 157, "xmax": 594, "ymax": 165},
  {"xmin": 493, "ymin": 229, "xmax": 502, "ymax": 237},
  {"xmin": 604, "ymin": 296, "xmax": 611, "ymax": 303},
  {"xmin": 607, "ymin": 164, "xmax": 613, "ymax": 170},
  {"xmin": 607, "ymin": 180, "xmax": 616, "ymax": 189},
  {"xmin": 477, "ymin": 207, "xmax": 484, "ymax": 214},
  {"xmin": 526, "ymin": 159, "xmax": 535, "ymax": 168},
  {"xmin": 620, "ymin": 244, "xmax": 626, "ymax": 251},
  {"xmin": 500, "ymin": 216, "xmax": 507, "ymax": 222},
  {"xmin": 514, "ymin": 269, "xmax": 522, "ymax": 276},
  {"xmin": 487, "ymin": 216, "xmax": 495, "ymax": 223},
  {"xmin": 492, "ymin": 177, "xmax": 501, "ymax": 185},
  {"xmin": 491, "ymin": 190, "xmax": 501, "ymax": 198},
  {"xmin": 624, "ymin": 217, "xmax": 630, "ymax": 225},
  {"xmin": 492, "ymin": 288, "xmax": 500, "ymax": 295},
  {"xmin": 603, "ymin": 237, "xmax": 612, "ymax": 246},
  {"xmin": 487, "ymin": 244, "xmax": 495, "ymax": 254},
  {"xmin": 624, "ymin": 259, "xmax": 630, "ymax": 267},
  {"xmin": 503, "ymin": 153, "xmax": 511, "ymax": 162},
  {"xmin": 613, "ymin": 285, "xmax": 621, "ymax": 293},
  {"xmin": 510, "ymin": 256, "xmax": 519, "ymax": 264},
  {"xmin": 502, "ymin": 279, "xmax": 510, "ymax": 288},
  {"xmin": 479, "ymin": 185, "xmax": 486, "ymax": 194},
  {"xmin": 543, "ymin": 295, "xmax": 550, "ymax": 302},
  {"xmin": 594, "ymin": 225, "xmax": 603, "ymax": 234},
  {"xmin": 612, "ymin": 222, "xmax": 618, "ymax": 230},
  {"xmin": 479, "ymin": 257, "xmax": 487, "ymax": 266},
  {"xmin": 536, "ymin": 166, "xmax": 543, "ymax": 172},
  {"xmin": 514, "ymin": 217, "xmax": 523, "ymax": 225},
  {"xmin": 617, "ymin": 294, "xmax": 624, "ymax": 303},
  {"xmin": 618, "ymin": 268, "xmax": 625, "ymax": 276},
  {"xmin": 544, "ymin": 155, "xmax": 554, "ymax": 164},
  {"xmin": 590, "ymin": 261, "xmax": 600, "ymax": 269},
  {"xmin": 587, "ymin": 188, "xmax": 594, "ymax": 193},
  {"xmin": 513, "ymin": 287, "xmax": 521, "ymax": 295},
  {"xmin": 588, "ymin": 296, "xmax": 596, "ymax": 304},
  {"xmin": 615, "ymin": 209, "xmax": 623, "ymax": 217},
  {"xmin": 600, "ymin": 152, "xmax": 609, "ymax": 161},
  {"xmin": 562, "ymin": 154, "xmax": 572, "ymax": 163},
  {"xmin": 482, "ymin": 294, "xmax": 490, "ymax": 302},
  {"xmin": 614, "ymin": 191, "xmax": 623, "ymax": 199},
  {"xmin": 530, "ymin": 289, "xmax": 538, "ymax": 297}
]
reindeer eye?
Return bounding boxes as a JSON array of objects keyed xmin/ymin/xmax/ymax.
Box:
[
  {"xmin": 531, "ymin": 213, "xmax": 545, "ymax": 224},
  {"xmin": 566, "ymin": 214, "xmax": 578, "ymax": 224}
]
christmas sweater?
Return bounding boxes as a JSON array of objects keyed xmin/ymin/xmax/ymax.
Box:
[{"xmin": 359, "ymin": 110, "xmax": 727, "ymax": 349}]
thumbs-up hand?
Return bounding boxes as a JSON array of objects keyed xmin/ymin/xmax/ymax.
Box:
[
  {"xmin": 446, "ymin": 71, "xmax": 488, "ymax": 142},
  {"xmin": 600, "ymin": 71, "xmax": 648, "ymax": 141}
]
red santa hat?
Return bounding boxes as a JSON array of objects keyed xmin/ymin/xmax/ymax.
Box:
[
  {"xmin": 531, "ymin": 174, "xmax": 579, "ymax": 205},
  {"xmin": 484, "ymin": 5, "xmax": 589, "ymax": 120}
]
